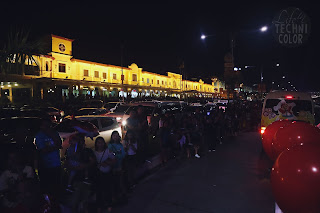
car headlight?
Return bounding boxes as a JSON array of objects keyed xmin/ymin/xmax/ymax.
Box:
[
  {"xmin": 122, "ymin": 120, "xmax": 127, "ymax": 126},
  {"xmin": 116, "ymin": 117, "xmax": 121, "ymax": 121}
]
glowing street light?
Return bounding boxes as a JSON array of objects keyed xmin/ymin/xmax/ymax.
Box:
[
  {"xmin": 260, "ymin": 26, "xmax": 268, "ymax": 32},
  {"xmin": 234, "ymin": 67, "xmax": 239, "ymax": 71},
  {"xmin": 276, "ymin": 63, "xmax": 280, "ymax": 67},
  {"xmin": 201, "ymin": 35, "xmax": 206, "ymax": 40}
]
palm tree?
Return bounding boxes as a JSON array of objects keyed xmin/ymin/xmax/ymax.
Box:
[{"xmin": 0, "ymin": 27, "xmax": 45, "ymax": 76}]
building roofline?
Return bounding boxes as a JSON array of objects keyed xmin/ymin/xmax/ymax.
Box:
[
  {"xmin": 142, "ymin": 71, "xmax": 170, "ymax": 78},
  {"xmin": 70, "ymin": 58, "xmax": 130, "ymax": 70},
  {"xmin": 51, "ymin": 34, "xmax": 75, "ymax": 42}
]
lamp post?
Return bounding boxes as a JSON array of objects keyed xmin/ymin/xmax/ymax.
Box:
[{"xmin": 121, "ymin": 43, "xmax": 124, "ymax": 102}]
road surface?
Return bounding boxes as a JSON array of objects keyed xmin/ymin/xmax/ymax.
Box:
[{"xmin": 114, "ymin": 132, "xmax": 275, "ymax": 213}]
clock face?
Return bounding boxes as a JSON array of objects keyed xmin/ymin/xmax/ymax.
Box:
[{"xmin": 59, "ymin": 43, "xmax": 66, "ymax": 52}]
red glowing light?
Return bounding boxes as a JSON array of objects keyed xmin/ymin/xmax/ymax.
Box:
[{"xmin": 286, "ymin": 95, "xmax": 293, "ymax": 99}]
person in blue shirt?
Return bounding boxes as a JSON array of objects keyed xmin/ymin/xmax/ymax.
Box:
[
  {"xmin": 108, "ymin": 131, "xmax": 126, "ymax": 203},
  {"xmin": 35, "ymin": 118, "xmax": 62, "ymax": 197}
]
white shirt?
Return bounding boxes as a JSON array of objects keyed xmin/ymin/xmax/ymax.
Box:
[
  {"xmin": 0, "ymin": 166, "xmax": 34, "ymax": 191},
  {"xmin": 95, "ymin": 149, "xmax": 115, "ymax": 173}
]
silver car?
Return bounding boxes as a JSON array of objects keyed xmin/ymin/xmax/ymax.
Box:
[{"xmin": 55, "ymin": 116, "xmax": 122, "ymax": 155}]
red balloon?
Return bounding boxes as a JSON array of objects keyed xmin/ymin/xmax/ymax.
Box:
[
  {"xmin": 272, "ymin": 121, "xmax": 320, "ymax": 160},
  {"xmin": 262, "ymin": 120, "xmax": 292, "ymax": 160},
  {"xmin": 271, "ymin": 143, "xmax": 320, "ymax": 213}
]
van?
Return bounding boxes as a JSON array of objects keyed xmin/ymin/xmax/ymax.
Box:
[{"xmin": 261, "ymin": 91, "xmax": 315, "ymax": 134}]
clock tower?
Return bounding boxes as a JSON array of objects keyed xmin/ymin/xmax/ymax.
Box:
[{"xmin": 51, "ymin": 34, "xmax": 74, "ymax": 56}]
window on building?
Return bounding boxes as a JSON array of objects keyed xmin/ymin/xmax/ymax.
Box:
[
  {"xmin": 94, "ymin": 71, "xmax": 99, "ymax": 78},
  {"xmin": 169, "ymin": 82, "xmax": 171, "ymax": 85},
  {"xmin": 157, "ymin": 80, "xmax": 159, "ymax": 85},
  {"xmin": 59, "ymin": 63, "xmax": 66, "ymax": 73},
  {"xmin": 152, "ymin": 79, "xmax": 154, "ymax": 84},
  {"xmin": 50, "ymin": 61, "xmax": 52, "ymax": 71},
  {"xmin": 132, "ymin": 74, "xmax": 137, "ymax": 81},
  {"xmin": 147, "ymin": 78, "xmax": 149, "ymax": 83},
  {"xmin": 46, "ymin": 62, "xmax": 49, "ymax": 71},
  {"xmin": 83, "ymin": 69, "xmax": 89, "ymax": 77},
  {"xmin": 103, "ymin": 73, "xmax": 107, "ymax": 79},
  {"xmin": 200, "ymin": 85, "xmax": 202, "ymax": 89},
  {"xmin": 173, "ymin": 81, "xmax": 176, "ymax": 88},
  {"xmin": 113, "ymin": 73, "xmax": 117, "ymax": 80},
  {"xmin": 142, "ymin": 78, "xmax": 144, "ymax": 82},
  {"xmin": 214, "ymin": 82, "xmax": 217, "ymax": 86},
  {"xmin": 162, "ymin": 81, "xmax": 164, "ymax": 85}
]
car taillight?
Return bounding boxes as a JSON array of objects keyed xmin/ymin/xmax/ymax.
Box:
[{"xmin": 261, "ymin": 127, "xmax": 266, "ymax": 134}]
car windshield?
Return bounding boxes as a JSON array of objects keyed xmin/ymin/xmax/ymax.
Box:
[
  {"xmin": 114, "ymin": 105, "xmax": 130, "ymax": 113},
  {"xmin": 105, "ymin": 103, "xmax": 118, "ymax": 109}
]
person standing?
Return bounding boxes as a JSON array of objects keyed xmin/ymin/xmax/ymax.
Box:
[
  {"xmin": 67, "ymin": 134, "xmax": 96, "ymax": 213},
  {"xmin": 35, "ymin": 118, "xmax": 62, "ymax": 197},
  {"xmin": 136, "ymin": 106, "xmax": 149, "ymax": 162},
  {"xmin": 108, "ymin": 131, "xmax": 126, "ymax": 204},
  {"xmin": 94, "ymin": 137, "xmax": 115, "ymax": 213},
  {"xmin": 122, "ymin": 130, "xmax": 138, "ymax": 191}
]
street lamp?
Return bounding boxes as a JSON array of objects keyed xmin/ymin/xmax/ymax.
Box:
[
  {"xmin": 201, "ymin": 34, "xmax": 206, "ymax": 40},
  {"xmin": 260, "ymin": 26, "xmax": 268, "ymax": 32},
  {"xmin": 276, "ymin": 63, "xmax": 280, "ymax": 67}
]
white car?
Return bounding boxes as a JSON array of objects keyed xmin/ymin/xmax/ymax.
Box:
[{"xmin": 55, "ymin": 116, "xmax": 122, "ymax": 156}]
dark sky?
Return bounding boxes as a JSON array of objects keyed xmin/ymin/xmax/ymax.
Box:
[{"xmin": 0, "ymin": 2, "xmax": 319, "ymax": 91}]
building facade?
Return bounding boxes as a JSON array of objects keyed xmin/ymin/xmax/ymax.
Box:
[{"xmin": 0, "ymin": 35, "xmax": 225, "ymax": 104}]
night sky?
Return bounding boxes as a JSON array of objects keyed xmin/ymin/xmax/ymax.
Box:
[{"xmin": 0, "ymin": 2, "xmax": 318, "ymax": 91}]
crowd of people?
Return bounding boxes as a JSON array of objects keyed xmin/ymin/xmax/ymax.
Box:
[{"xmin": 0, "ymin": 101, "xmax": 261, "ymax": 213}]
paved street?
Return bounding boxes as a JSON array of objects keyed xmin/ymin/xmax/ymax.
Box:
[{"xmin": 114, "ymin": 132, "xmax": 275, "ymax": 213}]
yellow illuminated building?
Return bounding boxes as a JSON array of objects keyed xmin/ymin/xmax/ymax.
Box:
[{"xmin": 0, "ymin": 35, "xmax": 225, "ymax": 103}]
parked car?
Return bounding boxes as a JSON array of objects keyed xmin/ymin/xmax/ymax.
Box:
[
  {"xmin": 83, "ymin": 99, "xmax": 104, "ymax": 108},
  {"xmin": 0, "ymin": 117, "xmax": 43, "ymax": 170},
  {"xmin": 104, "ymin": 102, "xmax": 125, "ymax": 112},
  {"xmin": 0, "ymin": 107, "xmax": 21, "ymax": 118},
  {"xmin": 104, "ymin": 104, "xmax": 131, "ymax": 123},
  {"xmin": 21, "ymin": 106, "xmax": 65, "ymax": 123},
  {"xmin": 65, "ymin": 108, "xmax": 109, "ymax": 119},
  {"xmin": 122, "ymin": 101, "xmax": 182, "ymax": 130},
  {"xmin": 55, "ymin": 116, "xmax": 122, "ymax": 156}
]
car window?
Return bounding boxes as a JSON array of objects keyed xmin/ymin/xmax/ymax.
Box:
[
  {"xmin": 265, "ymin": 99, "xmax": 313, "ymax": 116},
  {"xmin": 100, "ymin": 118, "xmax": 115, "ymax": 128}
]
